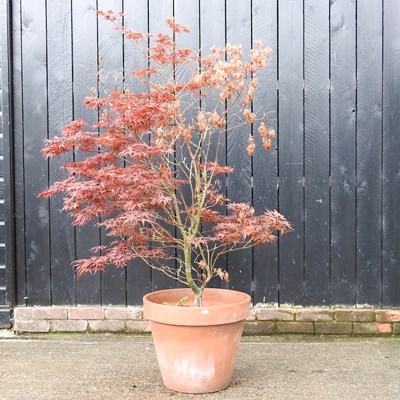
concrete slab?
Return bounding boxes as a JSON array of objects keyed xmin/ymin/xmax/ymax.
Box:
[{"xmin": 0, "ymin": 333, "xmax": 400, "ymax": 399}]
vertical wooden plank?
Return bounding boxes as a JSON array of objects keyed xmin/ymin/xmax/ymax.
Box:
[
  {"xmin": 1, "ymin": 0, "xmax": 15, "ymax": 313},
  {"xmin": 98, "ymin": 0, "xmax": 126, "ymax": 305},
  {"xmin": 148, "ymin": 0, "xmax": 175, "ymax": 292},
  {"xmin": 356, "ymin": 0, "xmax": 382, "ymax": 306},
  {"xmin": 252, "ymin": 0, "xmax": 279, "ymax": 303},
  {"xmin": 47, "ymin": 0, "xmax": 75, "ymax": 305},
  {"xmin": 174, "ymin": 0, "xmax": 199, "ymax": 289},
  {"xmin": 330, "ymin": 0, "xmax": 356, "ymax": 306},
  {"xmin": 174, "ymin": 0, "xmax": 199, "ymax": 91},
  {"xmin": 304, "ymin": 0, "xmax": 330, "ymax": 305},
  {"xmin": 200, "ymin": 0, "xmax": 228, "ymax": 288},
  {"xmin": 72, "ymin": 0, "xmax": 101, "ymax": 305},
  {"xmin": 200, "ymin": 0, "xmax": 225, "ymax": 53},
  {"xmin": 382, "ymin": 0, "xmax": 400, "ymax": 306},
  {"xmin": 21, "ymin": 0, "xmax": 51, "ymax": 306},
  {"xmin": 124, "ymin": 0, "xmax": 152, "ymax": 305},
  {"xmin": 12, "ymin": 0, "xmax": 26, "ymax": 305},
  {"xmin": 278, "ymin": 0, "xmax": 304, "ymax": 305},
  {"xmin": 200, "ymin": 0, "xmax": 226, "ymax": 289},
  {"xmin": 226, "ymin": 0, "xmax": 252, "ymax": 294},
  {"xmin": 123, "ymin": 0, "xmax": 148, "ymax": 91}
]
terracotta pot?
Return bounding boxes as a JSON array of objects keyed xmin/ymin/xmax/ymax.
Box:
[{"xmin": 143, "ymin": 288, "xmax": 251, "ymax": 393}]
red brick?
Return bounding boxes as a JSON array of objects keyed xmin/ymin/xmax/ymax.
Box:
[
  {"xmin": 51, "ymin": 320, "xmax": 88, "ymax": 332},
  {"xmin": 376, "ymin": 310, "xmax": 400, "ymax": 323},
  {"xmin": 105, "ymin": 307, "xmax": 142, "ymax": 320},
  {"xmin": 13, "ymin": 307, "xmax": 33, "ymax": 320},
  {"xmin": 68, "ymin": 307, "xmax": 104, "ymax": 320},
  {"xmin": 335, "ymin": 310, "xmax": 375, "ymax": 322},
  {"xmin": 33, "ymin": 307, "xmax": 68, "ymax": 320},
  {"xmin": 89, "ymin": 320, "xmax": 124, "ymax": 332},
  {"xmin": 125, "ymin": 320, "xmax": 151, "ymax": 333},
  {"xmin": 14, "ymin": 320, "xmax": 50, "ymax": 333},
  {"xmin": 296, "ymin": 310, "xmax": 334, "ymax": 322},
  {"xmin": 315, "ymin": 322, "xmax": 352, "ymax": 335},
  {"xmin": 378, "ymin": 323, "xmax": 393, "ymax": 334},
  {"xmin": 256, "ymin": 309, "xmax": 293, "ymax": 321},
  {"xmin": 276, "ymin": 322, "xmax": 314, "ymax": 334},
  {"xmin": 393, "ymin": 324, "xmax": 400, "ymax": 335},
  {"xmin": 354, "ymin": 323, "xmax": 392, "ymax": 335},
  {"xmin": 243, "ymin": 321, "xmax": 275, "ymax": 335}
]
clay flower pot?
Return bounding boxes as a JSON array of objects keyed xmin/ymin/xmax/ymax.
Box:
[{"xmin": 143, "ymin": 288, "xmax": 251, "ymax": 393}]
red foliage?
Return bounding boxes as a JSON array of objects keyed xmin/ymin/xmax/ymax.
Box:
[{"xmin": 39, "ymin": 13, "xmax": 292, "ymax": 289}]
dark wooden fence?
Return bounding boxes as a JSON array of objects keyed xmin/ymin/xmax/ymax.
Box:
[
  {"xmin": 0, "ymin": 0, "xmax": 11, "ymax": 326},
  {"xmin": 5, "ymin": 0, "xmax": 400, "ymax": 307}
]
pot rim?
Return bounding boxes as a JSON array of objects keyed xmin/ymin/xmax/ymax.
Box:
[{"xmin": 143, "ymin": 288, "xmax": 251, "ymax": 326}]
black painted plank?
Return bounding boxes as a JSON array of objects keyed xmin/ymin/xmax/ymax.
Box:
[
  {"xmin": 200, "ymin": 0, "xmax": 225, "ymax": 55},
  {"xmin": 382, "ymin": 0, "xmax": 400, "ymax": 306},
  {"xmin": 0, "ymin": 289, "xmax": 5, "ymax": 304},
  {"xmin": 21, "ymin": 0, "xmax": 51, "ymax": 306},
  {"xmin": 0, "ymin": 267, "xmax": 5, "ymax": 286},
  {"xmin": 123, "ymin": 0, "xmax": 148, "ymax": 93},
  {"xmin": 0, "ymin": 0, "xmax": 9, "ymax": 285},
  {"xmin": 98, "ymin": 0, "xmax": 126, "ymax": 305},
  {"xmin": 47, "ymin": 0, "xmax": 76, "ymax": 305},
  {"xmin": 12, "ymin": 0, "xmax": 26, "ymax": 306},
  {"xmin": 148, "ymin": 0, "xmax": 176, "ymax": 292},
  {"xmin": 356, "ymin": 0, "xmax": 382, "ymax": 306},
  {"xmin": 0, "ymin": 308, "xmax": 10, "ymax": 328},
  {"xmin": 252, "ymin": 0, "xmax": 279, "ymax": 304},
  {"xmin": 199, "ymin": 8, "xmax": 226, "ymax": 288},
  {"xmin": 72, "ymin": 0, "xmax": 102, "ymax": 305},
  {"xmin": 174, "ymin": 0, "xmax": 199, "ymax": 290},
  {"xmin": 124, "ymin": 0, "xmax": 152, "ymax": 305},
  {"xmin": 304, "ymin": 0, "xmax": 330, "ymax": 306},
  {"xmin": 226, "ymin": 0, "xmax": 252, "ymax": 295},
  {"xmin": 330, "ymin": 0, "xmax": 356, "ymax": 306},
  {"xmin": 199, "ymin": 0, "xmax": 226, "ymax": 290},
  {"xmin": 278, "ymin": 0, "xmax": 304, "ymax": 305}
]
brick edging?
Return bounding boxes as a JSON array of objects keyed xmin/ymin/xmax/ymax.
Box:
[
  {"xmin": 13, "ymin": 306, "xmax": 148, "ymax": 334},
  {"xmin": 12, "ymin": 306, "xmax": 400, "ymax": 335},
  {"xmin": 246, "ymin": 308, "xmax": 400, "ymax": 335}
]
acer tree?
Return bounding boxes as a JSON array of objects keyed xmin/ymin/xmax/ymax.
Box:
[{"xmin": 39, "ymin": 12, "xmax": 291, "ymax": 306}]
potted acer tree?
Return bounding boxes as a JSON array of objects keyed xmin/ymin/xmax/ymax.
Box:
[{"xmin": 40, "ymin": 11, "xmax": 291, "ymax": 393}]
